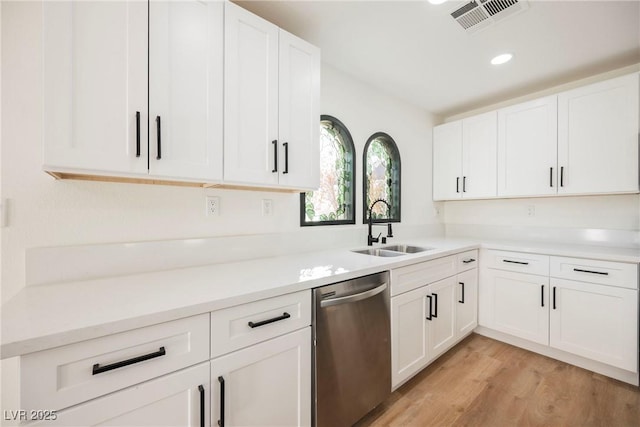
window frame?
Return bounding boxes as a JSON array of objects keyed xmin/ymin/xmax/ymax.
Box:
[
  {"xmin": 362, "ymin": 132, "xmax": 402, "ymax": 224},
  {"xmin": 300, "ymin": 115, "xmax": 356, "ymax": 227}
]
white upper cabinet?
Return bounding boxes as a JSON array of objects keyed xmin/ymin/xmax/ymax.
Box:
[
  {"xmin": 557, "ymin": 73, "xmax": 639, "ymax": 195},
  {"xmin": 433, "ymin": 121, "xmax": 463, "ymax": 200},
  {"xmin": 497, "ymin": 95, "xmax": 558, "ymax": 197},
  {"xmin": 149, "ymin": 0, "xmax": 223, "ymax": 182},
  {"xmin": 43, "ymin": 1, "xmax": 148, "ymax": 176},
  {"xmin": 224, "ymin": 2, "xmax": 320, "ymax": 190},
  {"xmin": 433, "ymin": 111, "xmax": 497, "ymax": 201},
  {"xmin": 223, "ymin": 2, "xmax": 279, "ymax": 187},
  {"xmin": 277, "ymin": 30, "xmax": 321, "ymax": 189},
  {"xmin": 462, "ymin": 111, "xmax": 498, "ymax": 198},
  {"xmin": 43, "ymin": 0, "xmax": 223, "ymax": 183}
]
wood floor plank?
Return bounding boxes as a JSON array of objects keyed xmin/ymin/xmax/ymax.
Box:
[{"xmin": 355, "ymin": 334, "xmax": 640, "ymax": 427}]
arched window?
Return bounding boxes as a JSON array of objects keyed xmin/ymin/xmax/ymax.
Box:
[
  {"xmin": 300, "ymin": 115, "xmax": 355, "ymax": 226},
  {"xmin": 363, "ymin": 132, "xmax": 401, "ymax": 223}
]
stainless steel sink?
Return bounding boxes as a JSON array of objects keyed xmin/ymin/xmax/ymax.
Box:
[
  {"xmin": 352, "ymin": 248, "xmax": 406, "ymax": 257},
  {"xmin": 351, "ymin": 245, "xmax": 435, "ymax": 257},
  {"xmin": 380, "ymin": 244, "xmax": 434, "ymax": 254}
]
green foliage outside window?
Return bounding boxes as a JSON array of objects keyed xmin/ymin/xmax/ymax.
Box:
[
  {"xmin": 364, "ymin": 133, "xmax": 401, "ymax": 222},
  {"xmin": 301, "ymin": 116, "xmax": 355, "ymax": 226}
]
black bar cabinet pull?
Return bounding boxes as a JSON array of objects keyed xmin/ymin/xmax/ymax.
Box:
[
  {"xmin": 503, "ymin": 259, "xmax": 529, "ymax": 265},
  {"xmin": 426, "ymin": 295, "xmax": 432, "ymax": 320},
  {"xmin": 574, "ymin": 268, "xmax": 609, "ymax": 276},
  {"xmin": 432, "ymin": 293, "xmax": 438, "ymax": 318},
  {"xmin": 218, "ymin": 376, "xmax": 225, "ymax": 427},
  {"xmin": 92, "ymin": 346, "xmax": 166, "ymax": 375},
  {"xmin": 198, "ymin": 385, "xmax": 205, "ymax": 427},
  {"xmin": 560, "ymin": 166, "xmax": 564, "ymax": 187},
  {"xmin": 248, "ymin": 312, "xmax": 291, "ymax": 329},
  {"xmin": 462, "ymin": 258, "xmax": 476, "ymax": 264},
  {"xmin": 283, "ymin": 142, "xmax": 289, "ymax": 174},
  {"xmin": 456, "ymin": 177, "xmax": 460, "ymax": 193},
  {"xmin": 135, "ymin": 111, "xmax": 141, "ymax": 157},
  {"xmin": 272, "ymin": 140, "xmax": 278, "ymax": 173},
  {"xmin": 156, "ymin": 116, "xmax": 162, "ymax": 160},
  {"xmin": 541, "ymin": 285, "xmax": 545, "ymax": 307},
  {"xmin": 552, "ymin": 286, "xmax": 557, "ymax": 310},
  {"xmin": 459, "ymin": 282, "xmax": 465, "ymax": 304},
  {"xmin": 462, "ymin": 176, "xmax": 466, "ymax": 192},
  {"xmin": 549, "ymin": 167, "xmax": 553, "ymax": 187}
]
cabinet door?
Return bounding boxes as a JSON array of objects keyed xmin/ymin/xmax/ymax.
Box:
[
  {"xmin": 456, "ymin": 269, "xmax": 478, "ymax": 338},
  {"xmin": 427, "ymin": 277, "xmax": 457, "ymax": 359},
  {"xmin": 484, "ymin": 269, "xmax": 549, "ymax": 345},
  {"xmin": 550, "ymin": 278, "xmax": 638, "ymax": 372},
  {"xmin": 223, "ymin": 2, "xmax": 279, "ymax": 186},
  {"xmin": 390, "ymin": 285, "xmax": 431, "ymax": 388},
  {"xmin": 433, "ymin": 121, "xmax": 463, "ymax": 200},
  {"xmin": 277, "ymin": 30, "xmax": 321, "ymax": 190},
  {"xmin": 558, "ymin": 73, "xmax": 639, "ymax": 195},
  {"xmin": 211, "ymin": 328, "xmax": 311, "ymax": 427},
  {"xmin": 43, "ymin": 1, "xmax": 148, "ymax": 175},
  {"xmin": 149, "ymin": 0, "xmax": 223, "ymax": 181},
  {"xmin": 462, "ymin": 111, "xmax": 497, "ymax": 198},
  {"xmin": 31, "ymin": 363, "xmax": 210, "ymax": 426},
  {"xmin": 497, "ymin": 96, "xmax": 558, "ymax": 197}
]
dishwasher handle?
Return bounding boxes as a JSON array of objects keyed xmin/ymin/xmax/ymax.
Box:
[{"xmin": 320, "ymin": 283, "xmax": 387, "ymax": 308}]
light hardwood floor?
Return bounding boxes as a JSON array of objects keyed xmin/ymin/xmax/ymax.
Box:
[{"xmin": 356, "ymin": 334, "xmax": 640, "ymax": 427}]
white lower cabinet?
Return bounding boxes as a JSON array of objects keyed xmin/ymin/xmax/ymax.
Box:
[
  {"xmin": 32, "ymin": 363, "xmax": 210, "ymax": 426},
  {"xmin": 479, "ymin": 250, "xmax": 639, "ymax": 384},
  {"xmin": 456, "ymin": 268, "xmax": 478, "ymax": 337},
  {"xmin": 390, "ymin": 285, "xmax": 431, "ymax": 387},
  {"xmin": 549, "ymin": 278, "xmax": 638, "ymax": 372},
  {"xmin": 391, "ymin": 251, "xmax": 479, "ymax": 389},
  {"xmin": 210, "ymin": 328, "xmax": 311, "ymax": 427},
  {"xmin": 481, "ymin": 268, "xmax": 549, "ymax": 345},
  {"xmin": 427, "ymin": 277, "xmax": 457, "ymax": 359}
]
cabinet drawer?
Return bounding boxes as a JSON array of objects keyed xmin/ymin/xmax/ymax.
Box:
[
  {"xmin": 550, "ymin": 256, "xmax": 638, "ymax": 289},
  {"xmin": 390, "ymin": 255, "xmax": 457, "ymax": 296},
  {"xmin": 457, "ymin": 250, "xmax": 479, "ymax": 272},
  {"xmin": 211, "ymin": 290, "xmax": 311, "ymax": 358},
  {"xmin": 485, "ymin": 250, "xmax": 549, "ymax": 276},
  {"xmin": 21, "ymin": 313, "xmax": 210, "ymax": 412}
]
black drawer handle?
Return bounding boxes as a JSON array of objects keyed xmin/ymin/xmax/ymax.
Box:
[
  {"xmin": 218, "ymin": 376, "xmax": 225, "ymax": 427},
  {"xmin": 432, "ymin": 293, "xmax": 438, "ymax": 318},
  {"xmin": 92, "ymin": 346, "xmax": 166, "ymax": 375},
  {"xmin": 198, "ymin": 385, "xmax": 205, "ymax": 427},
  {"xmin": 272, "ymin": 140, "xmax": 278, "ymax": 173},
  {"xmin": 459, "ymin": 282, "xmax": 465, "ymax": 304},
  {"xmin": 283, "ymin": 142, "xmax": 289, "ymax": 174},
  {"xmin": 573, "ymin": 268, "xmax": 608, "ymax": 276},
  {"xmin": 248, "ymin": 312, "xmax": 291, "ymax": 328},
  {"xmin": 462, "ymin": 258, "xmax": 476, "ymax": 264},
  {"xmin": 135, "ymin": 111, "xmax": 141, "ymax": 157},
  {"xmin": 426, "ymin": 295, "xmax": 432, "ymax": 320},
  {"xmin": 503, "ymin": 259, "xmax": 529, "ymax": 265},
  {"xmin": 156, "ymin": 116, "xmax": 162, "ymax": 160}
]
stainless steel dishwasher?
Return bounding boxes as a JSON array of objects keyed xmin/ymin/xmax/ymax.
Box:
[{"xmin": 313, "ymin": 271, "xmax": 391, "ymax": 427}]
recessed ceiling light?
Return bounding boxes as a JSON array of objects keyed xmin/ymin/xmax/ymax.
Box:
[
  {"xmin": 428, "ymin": 0, "xmax": 448, "ymax": 5},
  {"xmin": 491, "ymin": 53, "xmax": 513, "ymax": 65}
]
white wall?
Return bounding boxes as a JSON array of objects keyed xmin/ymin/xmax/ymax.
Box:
[{"xmin": 0, "ymin": 1, "xmax": 439, "ymax": 304}]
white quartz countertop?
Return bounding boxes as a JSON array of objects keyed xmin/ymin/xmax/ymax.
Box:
[{"xmin": 2, "ymin": 237, "xmax": 638, "ymax": 359}]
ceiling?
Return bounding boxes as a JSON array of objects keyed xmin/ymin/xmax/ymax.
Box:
[{"xmin": 234, "ymin": 0, "xmax": 640, "ymax": 117}]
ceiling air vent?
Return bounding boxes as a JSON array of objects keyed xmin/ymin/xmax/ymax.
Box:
[{"xmin": 450, "ymin": 0, "xmax": 529, "ymax": 33}]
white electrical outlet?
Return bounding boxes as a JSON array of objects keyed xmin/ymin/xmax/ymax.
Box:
[
  {"xmin": 262, "ymin": 199, "xmax": 273, "ymax": 216},
  {"xmin": 206, "ymin": 196, "xmax": 220, "ymax": 217},
  {"xmin": 527, "ymin": 205, "xmax": 535, "ymax": 217}
]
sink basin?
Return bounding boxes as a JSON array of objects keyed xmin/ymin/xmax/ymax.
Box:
[
  {"xmin": 352, "ymin": 248, "xmax": 406, "ymax": 257},
  {"xmin": 380, "ymin": 244, "xmax": 434, "ymax": 254}
]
